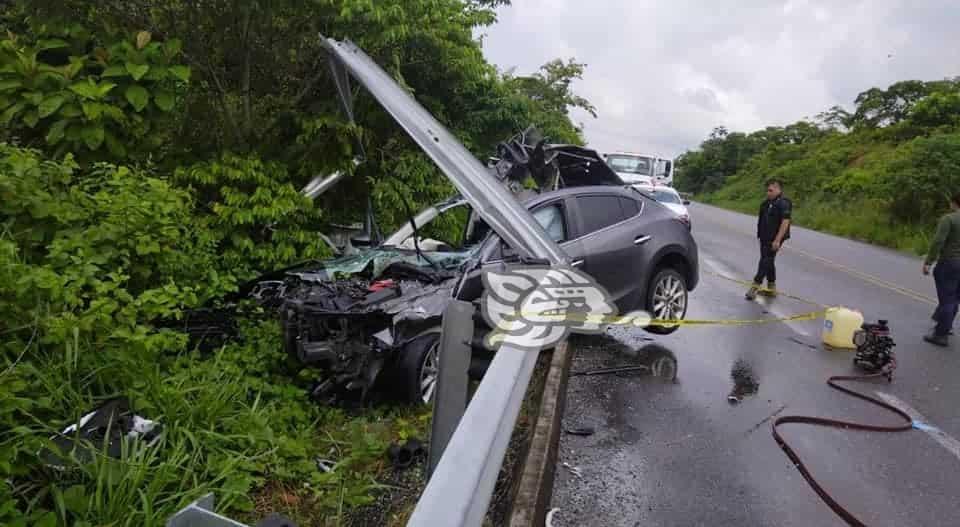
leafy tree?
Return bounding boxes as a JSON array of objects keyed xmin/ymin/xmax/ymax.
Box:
[
  {"xmin": 173, "ymin": 153, "xmax": 331, "ymax": 278},
  {"xmin": 907, "ymin": 90, "xmax": 960, "ymax": 129},
  {"xmin": 884, "ymin": 133, "xmax": 960, "ymax": 223},
  {"xmin": 21, "ymin": 0, "xmax": 592, "ymax": 233},
  {"xmin": 815, "ymin": 105, "xmax": 853, "ymax": 131},
  {"xmin": 848, "ymin": 80, "xmax": 959, "ymax": 129},
  {"xmin": 0, "ymin": 23, "xmax": 189, "ymax": 161},
  {"xmin": 507, "ymin": 58, "xmax": 597, "ymax": 119}
]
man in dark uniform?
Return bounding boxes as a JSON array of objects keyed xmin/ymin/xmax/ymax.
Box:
[
  {"xmin": 746, "ymin": 179, "xmax": 792, "ymax": 300},
  {"xmin": 923, "ymin": 193, "xmax": 960, "ymax": 346}
]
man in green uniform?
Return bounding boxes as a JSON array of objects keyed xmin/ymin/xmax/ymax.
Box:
[{"xmin": 924, "ymin": 193, "xmax": 960, "ymax": 347}]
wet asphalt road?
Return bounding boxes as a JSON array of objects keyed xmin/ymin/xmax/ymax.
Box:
[{"xmin": 550, "ymin": 203, "xmax": 960, "ymax": 527}]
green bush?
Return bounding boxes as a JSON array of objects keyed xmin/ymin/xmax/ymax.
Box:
[
  {"xmin": 883, "ymin": 132, "xmax": 960, "ymax": 225},
  {"xmin": 172, "ymin": 153, "xmax": 331, "ymax": 280},
  {"xmin": 0, "ymin": 24, "xmax": 189, "ymax": 161},
  {"xmin": 0, "ymin": 145, "xmax": 428, "ymax": 526}
]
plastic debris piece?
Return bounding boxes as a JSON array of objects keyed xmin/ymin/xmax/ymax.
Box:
[
  {"xmin": 387, "ymin": 437, "xmax": 427, "ymax": 469},
  {"xmin": 564, "ymin": 426, "xmax": 595, "ymax": 437}
]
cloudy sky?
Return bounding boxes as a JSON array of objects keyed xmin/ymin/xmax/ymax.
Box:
[{"xmin": 478, "ymin": 0, "xmax": 960, "ymax": 157}]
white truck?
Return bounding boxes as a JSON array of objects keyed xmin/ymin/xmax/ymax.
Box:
[{"xmin": 603, "ymin": 151, "xmax": 674, "ymax": 187}]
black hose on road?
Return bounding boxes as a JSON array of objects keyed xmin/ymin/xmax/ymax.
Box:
[{"xmin": 772, "ymin": 373, "xmax": 913, "ymax": 527}]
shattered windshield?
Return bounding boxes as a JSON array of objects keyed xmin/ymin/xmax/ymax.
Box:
[
  {"xmin": 292, "ymin": 248, "xmax": 472, "ymax": 281},
  {"xmin": 606, "ymin": 154, "xmax": 653, "ymax": 176}
]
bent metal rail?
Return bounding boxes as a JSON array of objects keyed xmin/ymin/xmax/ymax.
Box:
[{"xmin": 314, "ymin": 36, "xmax": 571, "ymax": 527}]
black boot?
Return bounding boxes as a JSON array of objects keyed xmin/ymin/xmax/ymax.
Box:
[
  {"xmin": 745, "ymin": 283, "xmax": 760, "ymax": 300},
  {"xmin": 924, "ymin": 333, "xmax": 949, "ymax": 347}
]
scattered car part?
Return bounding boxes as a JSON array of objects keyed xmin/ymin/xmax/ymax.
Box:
[
  {"xmin": 166, "ymin": 493, "xmax": 297, "ymax": 527},
  {"xmin": 560, "ymin": 462, "xmax": 583, "ymax": 479},
  {"xmin": 316, "ymin": 458, "xmax": 336, "ymax": 473},
  {"xmin": 387, "ymin": 437, "xmax": 427, "ymax": 469},
  {"xmin": 571, "ymin": 365, "xmax": 650, "ymax": 377},
  {"xmin": 42, "ymin": 397, "xmax": 162, "ymax": 470},
  {"xmin": 563, "ymin": 426, "xmax": 595, "ymax": 436}
]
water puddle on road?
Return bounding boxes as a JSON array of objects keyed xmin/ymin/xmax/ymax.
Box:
[
  {"xmin": 571, "ymin": 330, "xmax": 679, "ymax": 382},
  {"xmin": 728, "ymin": 358, "xmax": 760, "ymax": 403}
]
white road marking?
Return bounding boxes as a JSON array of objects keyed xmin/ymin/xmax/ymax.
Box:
[
  {"xmin": 875, "ymin": 392, "xmax": 960, "ymax": 463},
  {"xmin": 701, "ymin": 255, "xmax": 813, "ymax": 337}
]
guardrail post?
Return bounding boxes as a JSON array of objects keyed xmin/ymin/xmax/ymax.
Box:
[{"xmin": 428, "ymin": 300, "xmax": 475, "ymax": 478}]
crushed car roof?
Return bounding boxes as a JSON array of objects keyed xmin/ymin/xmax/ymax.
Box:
[{"xmin": 490, "ymin": 128, "xmax": 623, "ymax": 191}]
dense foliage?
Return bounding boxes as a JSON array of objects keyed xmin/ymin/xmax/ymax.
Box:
[
  {"xmin": 0, "ymin": 1, "xmax": 594, "ymax": 525},
  {"xmin": 676, "ymin": 78, "xmax": 960, "ymax": 254}
]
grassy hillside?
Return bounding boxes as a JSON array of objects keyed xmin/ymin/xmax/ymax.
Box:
[{"xmin": 677, "ymin": 80, "xmax": 960, "ymax": 255}]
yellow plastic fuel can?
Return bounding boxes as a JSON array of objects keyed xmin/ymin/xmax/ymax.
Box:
[{"xmin": 821, "ymin": 307, "xmax": 864, "ymax": 350}]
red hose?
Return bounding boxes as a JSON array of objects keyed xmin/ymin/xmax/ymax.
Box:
[{"xmin": 772, "ymin": 373, "xmax": 913, "ymax": 527}]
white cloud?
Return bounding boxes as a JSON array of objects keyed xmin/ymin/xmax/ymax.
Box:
[{"xmin": 478, "ymin": 0, "xmax": 960, "ymax": 157}]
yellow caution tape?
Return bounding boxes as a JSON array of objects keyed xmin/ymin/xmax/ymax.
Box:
[
  {"xmin": 701, "ymin": 269, "xmax": 826, "ymax": 307},
  {"xmin": 509, "ymin": 271, "xmax": 829, "ymax": 328},
  {"xmin": 514, "ymin": 309, "xmax": 825, "ymax": 328}
]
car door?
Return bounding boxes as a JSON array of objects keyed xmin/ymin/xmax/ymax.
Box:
[{"xmin": 571, "ymin": 192, "xmax": 651, "ymax": 311}]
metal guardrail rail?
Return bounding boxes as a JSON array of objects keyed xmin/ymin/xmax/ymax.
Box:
[
  {"xmin": 319, "ymin": 38, "xmax": 567, "ymax": 267},
  {"xmin": 409, "ymin": 339, "xmax": 546, "ymax": 526}
]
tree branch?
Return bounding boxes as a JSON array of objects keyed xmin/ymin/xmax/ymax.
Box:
[{"xmin": 241, "ymin": 4, "xmax": 253, "ymax": 137}]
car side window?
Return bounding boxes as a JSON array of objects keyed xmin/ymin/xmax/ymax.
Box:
[
  {"xmin": 619, "ymin": 196, "xmax": 640, "ymax": 217},
  {"xmin": 577, "ymin": 195, "xmax": 629, "ymax": 234},
  {"xmin": 532, "ymin": 203, "xmax": 566, "ymax": 242},
  {"xmin": 486, "ymin": 202, "xmax": 567, "ymax": 261}
]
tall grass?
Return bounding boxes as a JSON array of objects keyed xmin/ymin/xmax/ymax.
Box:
[{"xmin": 1, "ymin": 320, "xmax": 431, "ymax": 527}]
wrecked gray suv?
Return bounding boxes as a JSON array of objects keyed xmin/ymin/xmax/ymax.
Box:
[{"xmin": 171, "ymin": 38, "xmax": 698, "ymax": 406}]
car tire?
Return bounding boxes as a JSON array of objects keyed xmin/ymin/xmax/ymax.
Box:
[
  {"xmin": 644, "ymin": 267, "xmax": 688, "ymax": 335},
  {"xmin": 399, "ymin": 332, "xmax": 441, "ymax": 405}
]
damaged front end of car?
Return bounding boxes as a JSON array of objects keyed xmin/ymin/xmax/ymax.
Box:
[{"xmin": 277, "ymin": 259, "xmax": 463, "ymax": 404}]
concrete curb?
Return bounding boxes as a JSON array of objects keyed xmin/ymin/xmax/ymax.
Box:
[{"xmin": 507, "ymin": 340, "xmax": 573, "ymax": 527}]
